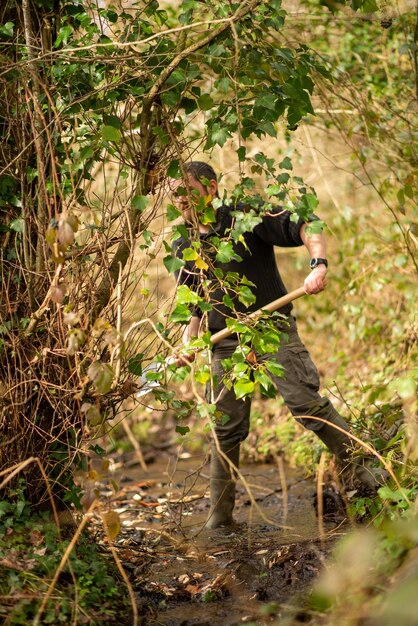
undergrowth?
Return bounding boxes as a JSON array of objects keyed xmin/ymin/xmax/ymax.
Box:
[
  {"xmin": 298, "ymin": 501, "xmax": 418, "ymax": 626},
  {"xmin": 0, "ymin": 483, "xmax": 131, "ymax": 626}
]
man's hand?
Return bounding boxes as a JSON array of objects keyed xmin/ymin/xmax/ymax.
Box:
[
  {"xmin": 175, "ymin": 351, "xmax": 196, "ymax": 367},
  {"xmin": 304, "ymin": 265, "xmax": 328, "ymax": 295},
  {"xmin": 299, "ymin": 224, "xmax": 328, "ymax": 295},
  {"xmin": 176, "ymin": 315, "xmax": 201, "ymax": 366}
]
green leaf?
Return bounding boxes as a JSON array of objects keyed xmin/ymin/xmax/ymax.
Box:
[
  {"xmin": 182, "ymin": 247, "xmax": 198, "ymax": 261},
  {"xmin": 103, "ymin": 114, "xmax": 121, "ymax": 128},
  {"xmin": 181, "ymin": 97, "xmax": 197, "ymax": 114},
  {"xmin": 161, "ymin": 90, "xmax": 180, "ymax": 107},
  {"xmin": 0, "ymin": 22, "xmax": 14, "ymax": 39},
  {"xmin": 102, "ymin": 125, "xmax": 122, "ymax": 143},
  {"xmin": 254, "ymin": 369, "xmax": 275, "ymax": 395},
  {"xmin": 128, "ymin": 354, "xmax": 144, "ymax": 376},
  {"xmin": 255, "ymin": 330, "xmax": 282, "ymax": 353},
  {"xmin": 176, "ymin": 425, "xmax": 190, "ymax": 435},
  {"xmin": 238, "ymin": 285, "xmax": 256, "ymax": 306},
  {"xmin": 397, "ymin": 189, "xmax": 405, "ymax": 207},
  {"xmin": 279, "ymin": 156, "xmax": 293, "ymax": 170},
  {"xmin": 0, "ymin": 501, "xmax": 12, "ymax": 517},
  {"xmin": 195, "ymin": 367, "xmax": 211, "ymax": 384},
  {"xmin": 237, "ymin": 146, "xmax": 246, "ymax": 162},
  {"xmin": 355, "ymin": 0, "xmax": 378, "ymax": 11},
  {"xmin": 305, "ymin": 193, "xmax": 319, "ymax": 211},
  {"xmin": 265, "ymin": 360, "xmax": 284, "ymax": 378},
  {"xmin": 104, "ymin": 10, "xmax": 118, "ymax": 23},
  {"xmin": 201, "ymin": 205, "xmax": 216, "ymax": 224},
  {"xmin": 198, "ymin": 94, "xmax": 215, "ymax": 111},
  {"xmin": 216, "ymin": 77, "xmax": 230, "ymax": 93},
  {"xmin": 140, "ymin": 230, "xmax": 153, "ymax": 247},
  {"xmin": 54, "ymin": 24, "xmax": 74, "ymax": 47},
  {"xmin": 16, "ymin": 499, "xmax": 26, "ymax": 518},
  {"xmin": 222, "ymin": 294, "xmax": 235, "ymax": 310},
  {"xmin": 277, "ymin": 173, "xmax": 290, "ymax": 184},
  {"xmin": 171, "ymin": 224, "xmax": 188, "ymax": 241},
  {"xmin": 233, "ymin": 362, "xmax": 250, "ymax": 375},
  {"xmin": 177, "ymin": 284, "xmax": 200, "ymax": 304},
  {"xmin": 304, "ymin": 219, "xmax": 325, "ymax": 235},
  {"xmin": 10, "ymin": 218, "xmax": 24, "ymax": 233},
  {"xmin": 167, "ymin": 203, "xmax": 181, "ymax": 221},
  {"xmin": 255, "ymin": 93, "xmax": 276, "ymax": 110},
  {"xmin": 166, "ymin": 68, "xmax": 186, "ymax": 86},
  {"xmin": 259, "ymin": 121, "xmax": 276, "ymax": 137},
  {"xmin": 167, "ymin": 159, "xmax": 181, "ymax": 179},
  {"xmin": 152, "ymin": 126, "xmax": 170, "ymax": 146},
  {"xmin": 216, "ymin": 241, "xmax": 242, "ymax": 263},
  {"xmin": 132, "ymin": 195, "xmax": 148, "ymax": 212},
  {"xmin": 367, "ymin": 384, "xmax": 386, "ymax": 404},
  {"xmin": 210, "ymin": 126, "xmax": 230, "ymax": 147},
  {"xmin": 225, "ymin": 319, "xmax": 250, "ymax": 336},
  {"xmin": 170, "ymin": 303, "xmax": 192, "ymax": 323},
  {"xmin": 234, "ymin": 378, "xmax": 254, "ymax": 400},
  {"xmin": 378, "ymin": 486, "xmax": 411, "ymax": 503},
  {"xmin": 145, "ymin": 369, "xmax": 163, "ymax": 382},
  {"xmin": 163, "ymin": 255, "xmax": 185, "ymax": 273}
]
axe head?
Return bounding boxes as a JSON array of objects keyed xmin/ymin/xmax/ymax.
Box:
[{"xmin": 135, "ymin": 358, "xmax": 176, "ymax": 399}]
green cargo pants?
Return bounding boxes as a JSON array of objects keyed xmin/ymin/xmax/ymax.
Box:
[{"xmin": 209, "ymin": 316, "xmax": 343, "ymax": 448}]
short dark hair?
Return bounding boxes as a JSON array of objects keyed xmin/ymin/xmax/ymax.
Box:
[{"xmin": 184, "ymin": 161, "xmax": 217, "ymax": 184}]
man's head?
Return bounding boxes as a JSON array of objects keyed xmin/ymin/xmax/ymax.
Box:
[
  {"xmin": 171, "ymin": 161, "xmax": 218, "ymax": 225},
  {"xmin": 184, "ymin": 162, "xmax": 218, "ymax": 190}
]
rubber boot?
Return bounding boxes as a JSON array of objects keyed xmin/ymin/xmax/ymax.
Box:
[
  {"xmin": 315, "ymin": 409, "xmax": 387, "ymax": 491},
  {"xmin": 205, "ymin": 442, "xmax": 240, "ymax": 529}
]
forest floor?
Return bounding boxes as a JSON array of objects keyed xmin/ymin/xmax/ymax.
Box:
[{"xmin": 93, "ymin": 450, "xmax": 349, "ymax": 626}]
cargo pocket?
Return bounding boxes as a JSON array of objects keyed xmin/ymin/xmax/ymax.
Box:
[{"xmin": 285, "ymin": 345, "xmax": 320, "ymax": 391}]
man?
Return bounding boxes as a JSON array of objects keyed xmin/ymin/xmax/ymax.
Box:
[{"xmin": 171, "ymin": 161, "xmax": 385, "ymax": 529}]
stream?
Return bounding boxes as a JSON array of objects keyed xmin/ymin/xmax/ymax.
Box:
[{"xmin": 103, "ymin": 451, "xmax": 347, "ymax": 626}]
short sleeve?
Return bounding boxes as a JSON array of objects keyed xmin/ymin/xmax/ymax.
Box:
[{"xmin": 253, "ymin": 207, "xmax": 319, "ymax": 247}]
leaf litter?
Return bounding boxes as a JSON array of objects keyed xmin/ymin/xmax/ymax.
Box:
[{"xmin": 90, "ymin": 452, "xmax": 347, "ymax": 626}]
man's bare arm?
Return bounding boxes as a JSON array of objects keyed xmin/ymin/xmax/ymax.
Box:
[
  {"xmin": 183, "ymin": 315, "xmax": 201, "ymax": 344},
  {"xmin": 300, "ymin": 224, "xmax": 328, "ymax": 295}
]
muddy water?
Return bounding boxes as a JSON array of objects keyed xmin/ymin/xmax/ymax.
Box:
[{"xmin": 113, "ymin": 453, "xmax": 346, "ymax": 626}]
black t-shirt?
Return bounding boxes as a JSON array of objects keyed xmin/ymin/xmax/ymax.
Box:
[{"xmin": 174, "ymin": 203, "xmax": 314, "ymax": 332}]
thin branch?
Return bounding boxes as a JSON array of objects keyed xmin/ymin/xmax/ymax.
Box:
[
  {"xmin": 107, "ymin": 542, "xmax": 139, "ymax": 626},
  {"xmin": 22, "ymin": 0, "xmax": 48, "ymax": 274},
  {"xmin": 25, "ymin": 16, "xmax": 252, "ymax": 58},
  {"xmin": 25, "ymin": 265, "xmax": 63, "ymax": 334}
]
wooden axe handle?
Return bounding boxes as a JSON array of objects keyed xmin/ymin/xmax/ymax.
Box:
[
  {"xmin": 210, "ymin": 286, "xmax": 307, "ymax": 346},
  {"xmin": 135, "ymin": 287, "xmax": 307, "ymax": 399}
]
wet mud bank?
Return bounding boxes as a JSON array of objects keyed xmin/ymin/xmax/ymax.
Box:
[{"xmin": 109, "ymin": 454, "xmax": 347, "ymax": 626}]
